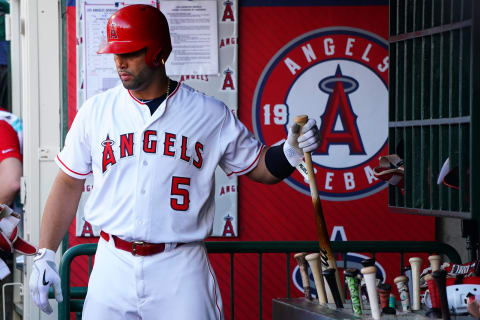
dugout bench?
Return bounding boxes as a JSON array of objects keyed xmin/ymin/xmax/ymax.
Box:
[{"xmin": 51, "ymin": 240, "xmax": 461, "ymax": 320}]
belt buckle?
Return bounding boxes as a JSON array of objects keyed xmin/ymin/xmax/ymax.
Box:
[{"xmin": 132, "ymin": 241, "xmax": 145, "ymax": 256}]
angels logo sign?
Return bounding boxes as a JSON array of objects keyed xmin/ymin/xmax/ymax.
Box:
[{"xmin": 252, "ymin": 27, "xmax": 389, "ymax": 200}]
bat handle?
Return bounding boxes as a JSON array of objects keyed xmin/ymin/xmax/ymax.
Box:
[
  {"xmin": 294, "ymin": 252, "xmax": 312, "ymax": 300},
  {"xmin": 376, "ymin": 283, "xmax": 391, "ymax": 310},
  {"xmin": 409, "ymin": 257, "xmax": 423, "ymax": 311},
  {"xmin": 424, "ymin": 274, "xmax": 442, "ymax": 318},
  {"xmin": 294, "ymin": 115, "xmax": 317, "ymax": 195},
  {"xmin": 432, "ymin": 270, "xmax": 450, "ymax": 320},
  {"xmin": 428, "ymin": 254, "xmax": 442, "ymax": 272},
  {"xmin": 361, "ymin": 266, "xmax": 381, "ymax": 320},
  {"xmin": 394, "ymin": 275, "xmax": 411, "ymax": 312},
  {"xmin": 305, "ymin": 253, "xmax": 327, "ymax": 304},
  {"xmin": 344, "ymin": 268, "xmax": 362, "ymax": 315},
  {"xmin": 323, "ymin": 268, "xmax": 343, "ymax": 308}
]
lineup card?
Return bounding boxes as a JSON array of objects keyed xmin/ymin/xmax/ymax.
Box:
[
  {"xmin": 162, "ymin": 1, "xmax": 219, "ymax": 75},
  {"xmin": 75, "ymin": 0, "xmax": 239, "ymax": 238}
]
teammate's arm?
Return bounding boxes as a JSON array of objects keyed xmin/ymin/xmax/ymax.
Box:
[
  {"xmin": 39, "ymin": 170, "xmax": 85, "ymax": 251},
  {"xmin": 0, "ymin": 121, "xmax": 23, "ymax": 205},
  {"xmin": 0, "ymin": 158, "xmax": 22, "ymax": 204},
  {"xmin": 247, "ymin": 119, "xmax": 321, "ymax": 184}
]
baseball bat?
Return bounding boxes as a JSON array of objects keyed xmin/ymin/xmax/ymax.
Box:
[
  {"xmin": 305, "ymin": 253, "xmax": 327, "ymax": 304},
  {"xmin": 377, "ymin": 283, "xmax": 391, "ymax": 310},
  {"xmin": 377, "ymin": 283, "xmax": 395, "ymax": 314},
  {"xmin": 361, "ymin": 266, "xmax": 381, "ymax": 320},
  {"xmin": 294, "ymin": 252, "xmax": 312, "ymax": 300},
  {"xmin": 403, "ymin": 266, "xmax": 414, "ymax": 304},
  {"xmin": 294, "ymin": 115, "xmax": 344, "ymax": 302},
  {"xmin": 344, "ymin": 268, "xmax": 362, "ymax": 315},
  {"xmin": 424, "ymin": 273, "xmax": 442, "ymax": 318},
  {"xmin": 428, "ymin": 254, "xmax": 442, "ymax": 272},
  {"xmin": 323, "ymin": 268, "xmax": 343, "ymax": 308},
  {"xmin": 409, "ymin": 257, "xmax": 423, "ymax": 311},
  {"xmin": 394, "ymin": 275, "xmax": 410, "ymax": 312},
  {"xmin": 432, "ymin": 269, "xmax": 450, "ymax": 320}
]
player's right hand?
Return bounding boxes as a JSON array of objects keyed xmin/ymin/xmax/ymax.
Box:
[{"xmin": 29, "ymin": 248, "xmax": 63, "ymax": 314}]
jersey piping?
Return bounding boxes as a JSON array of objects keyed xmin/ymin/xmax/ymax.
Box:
[
  {"xmin": 225, "ymin": 145, "xmax": 264, "ymax": 177},
  {"xmin": 203, "ymin": 245, "xmax": 221, "ymax": 320},
  {"xmin": 127, "ymin": 80, "xmax": 182, "ymax": 105},
  {"xmin": 56, "ymin": 154, "xmax": 92, "ymax": 177}
]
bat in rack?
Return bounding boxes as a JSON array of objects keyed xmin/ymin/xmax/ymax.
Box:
[{"xmin": 294, "ymin": 115, "xmax": 344, "ymax": 303}]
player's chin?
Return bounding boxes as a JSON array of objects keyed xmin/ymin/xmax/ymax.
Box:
[{"xmin": 120, "ymin": 80, "xmax": 139, "ymax": 90}]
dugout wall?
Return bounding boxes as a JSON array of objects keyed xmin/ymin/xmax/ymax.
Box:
[
  {"xmin": 9, "ymin": 0, "xmax": 64, "ymax": 319},
  {"xmin": 388, "ymin": 0, "xmax": 480, "ymax": 259}
]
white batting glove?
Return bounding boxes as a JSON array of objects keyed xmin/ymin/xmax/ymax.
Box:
[
  {"xmin": 29, "ymin": 248, "xmax": 63, "ymax": 314},
  {"xmin": 283, "ymin": 119, "xmax": 321, "ymax": 167}
]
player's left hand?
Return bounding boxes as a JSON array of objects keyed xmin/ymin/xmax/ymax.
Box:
[
  {"xmin": 283, "ymin": 118, "xmax": 321, "ymax": 167},
  {"xmin": 29, "ymin": 248, "xmax": 63, "ymax": 314}
]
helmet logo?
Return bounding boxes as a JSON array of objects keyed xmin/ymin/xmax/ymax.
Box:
[{"xmin": 109, "ymin": 22, "xmax": 118, "ymax": 40}]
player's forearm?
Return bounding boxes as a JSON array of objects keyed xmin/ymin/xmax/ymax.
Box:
[
  {"xmin": 39, "ymin": 171, "xmax": 85, "ymax": 251},
  {"xmin": 246, "ymin": 147, "xmax": 283, "ymax": 184}
]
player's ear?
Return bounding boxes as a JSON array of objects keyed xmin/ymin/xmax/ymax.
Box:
[{"xmin": 153, "ymin": 52, "xmax": 164, "ymax": 67}]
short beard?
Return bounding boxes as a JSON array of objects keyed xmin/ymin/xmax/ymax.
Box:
[{"xmin": 119, "ymin": 65, "xmax": 156, "ymax": 91}]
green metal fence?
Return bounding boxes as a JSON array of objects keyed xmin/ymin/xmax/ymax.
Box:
[
  {"xmin": 54, "ymin": 241, "xmax": 461, "ymax": 320},
  {"xmin": 388, "ymin": 0, "xmax": 480, "ymax": 219}
]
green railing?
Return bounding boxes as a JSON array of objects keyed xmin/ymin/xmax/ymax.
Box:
[{"xmin": 54, "ymin": 241, "xmax": 461, "ymax": 320}]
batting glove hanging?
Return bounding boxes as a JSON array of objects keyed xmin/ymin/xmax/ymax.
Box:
[
  {"xmin": 284, "ymin": 119, "xmax": 321, "ymax": 167},
  {"xmin": 29, "ymin": 248, "xmax": 63, "ymax": 314}
]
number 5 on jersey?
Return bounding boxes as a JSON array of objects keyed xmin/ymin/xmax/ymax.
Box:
[{"xmin": 171, "ymin": 177, "xmax": 190, "ymax": 211}]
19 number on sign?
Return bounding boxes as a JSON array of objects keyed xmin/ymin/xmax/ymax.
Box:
[{"xmin": 263, "ymin": 104, "xmax": 287, "ymax": 125}]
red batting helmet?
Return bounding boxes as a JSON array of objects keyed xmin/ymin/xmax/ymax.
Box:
[{"xmin": 97, "ymin": 4, "xmax": 172, "ymax": 67}]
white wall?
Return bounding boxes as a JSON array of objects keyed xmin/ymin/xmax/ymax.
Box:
[{"xmin": 10, "ymin": 0, "xmax": 63, "ymax": 319}]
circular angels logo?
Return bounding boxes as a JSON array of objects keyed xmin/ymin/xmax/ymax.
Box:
[{"xmin": 252, "ymin": 27, "xmax": 389, "ymax": 200}]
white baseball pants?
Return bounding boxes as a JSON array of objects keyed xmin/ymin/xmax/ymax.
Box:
[{"xmin": 81, "ymin": 236, "xmax": 224, "ymax": 320}]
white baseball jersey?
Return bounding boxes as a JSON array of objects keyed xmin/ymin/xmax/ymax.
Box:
[{"xmin": 56, "ymin": 82, "xmax": 263, "ymax": 243}]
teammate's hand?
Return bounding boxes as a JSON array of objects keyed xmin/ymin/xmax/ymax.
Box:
[
  {"xmin": 284, "ymin": 119, "xmax": 321, "ymax": 167},
  {"xmin": 467, "ymin": 299, "xmax": 480, "ymax": 318},
  {"xmin": 29, "ymin": 248, "xmax": 63, "ymax": 314}
]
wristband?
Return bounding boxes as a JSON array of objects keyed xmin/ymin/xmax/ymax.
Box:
[{"xmin": 265, "ymin": 143, "xmax": 295, "ymax": 180}]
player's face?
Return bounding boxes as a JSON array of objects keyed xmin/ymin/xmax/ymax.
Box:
[{"xmin": 114, "ymin": 49, "xmax": 155, "ymax": 91}]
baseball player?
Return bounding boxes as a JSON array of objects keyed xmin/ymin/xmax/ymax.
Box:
[{"xmin": 28, "ymin": 5, "xmax": 321, "ymax": 319}]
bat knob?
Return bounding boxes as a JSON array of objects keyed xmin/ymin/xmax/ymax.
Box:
[
  {"xmin": 344, "ymin": 268, "xmax": 359, "ymax": 278},
  {"xmin": 294, "ymin": 115, "xmax": 308, "ymax": 126},
  {"xmin": 361, "ymin": 258, "xmax": 375, "ymax": 268}
]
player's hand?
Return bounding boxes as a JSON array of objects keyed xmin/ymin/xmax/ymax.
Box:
[
  {"xmin": 29, "ymin": 248, "xmax": 63, "ymax": 314},
  {"xmin": 284, "ymin": 119, "xmax": 321, "ymax": 167}
]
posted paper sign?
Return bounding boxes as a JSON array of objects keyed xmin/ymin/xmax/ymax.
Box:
[{"xmin": 162, "ymin": 1, "xmax": 219, "ymax": 75}]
